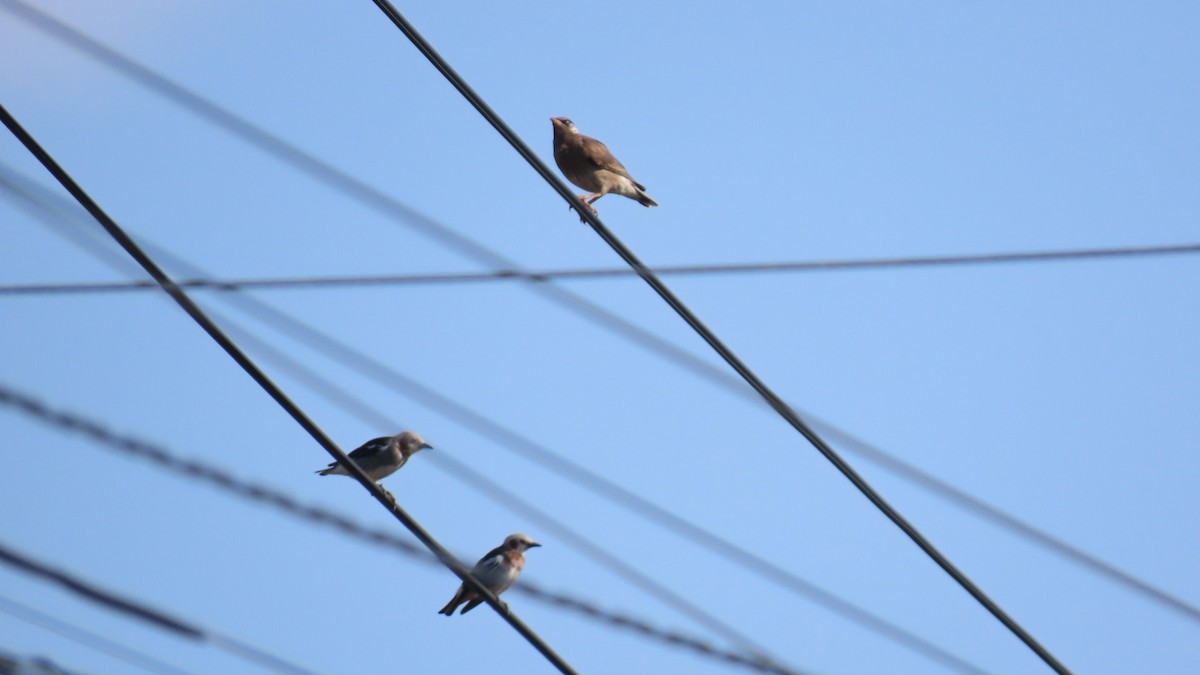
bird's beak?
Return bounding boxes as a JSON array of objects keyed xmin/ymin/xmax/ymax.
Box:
[
  {"xmin": 528, "ymin": 542, "xmax": 542, "ymax": 548},
  {"xmin": 422, "ymin": 443, "xmax": 434, "ymax": 451}
]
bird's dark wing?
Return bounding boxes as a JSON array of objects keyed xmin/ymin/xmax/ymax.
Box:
[
  {"xmin": 473, "ymin": 545, "xmax": 507, "ymax": 572},
  {"xmin": 347, "ymin": 436, "xmax": 391, "ymax": 460},
  {"xmin": 579, "ymin": 135, "xmax": 634, "ymax": 179}
]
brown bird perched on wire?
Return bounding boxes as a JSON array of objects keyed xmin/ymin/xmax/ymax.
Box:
[
  {"xmin": 438, "ymin": 533, "xmax": 541, "ymax": 616},
  {"xmin": 551, "ymin": 117, "xmax": 657, "ymax": 216}
]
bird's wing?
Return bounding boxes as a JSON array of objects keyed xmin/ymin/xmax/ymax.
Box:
[
  {"xmin": 579, "ymin": 135, "xmax": 634, "ymax": 179},
  {"xmin": 473, "ymin": 545, "xmax": 507, "ymax": 572},
  {"xmin": 347, "ymin": 436, "xmax": 392, "ymax": 460}
]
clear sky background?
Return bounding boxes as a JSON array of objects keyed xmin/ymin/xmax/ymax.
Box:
[{"xmin": 1, "ymin": 1, "xmax": 1197, "ymax": 674}]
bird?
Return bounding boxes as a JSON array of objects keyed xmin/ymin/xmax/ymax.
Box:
[
  {"xmin": 438, "ymin": 533, "xmax": 541, "ymax": 616},
  {"xmin": 315, "ymin": 431, "xmax": 432, "ymax": 483},
  {"xmin": 550, "ymin": 117, "xmax": 657, "ymax": 216}
]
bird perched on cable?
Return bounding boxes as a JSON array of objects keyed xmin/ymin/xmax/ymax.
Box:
[
  {"xmin": 550, "ymin": 117, "xmax": 657, "ymax": 216},
  {"xmin": 438, "ymin": 533, "xmax": 541, "ymax": 616},
  {"xmin": 315, "ymin": 431, "xmax": 431, "ymax": 483}
]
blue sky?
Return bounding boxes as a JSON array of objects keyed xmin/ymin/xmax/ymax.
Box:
[{"xmin": 1, "ymin": 1, "xmax": 1197, "ymax": 673}]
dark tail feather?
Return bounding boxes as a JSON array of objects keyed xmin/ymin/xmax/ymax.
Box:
[{"xmin": 638, "ymin": 184, "xmax": 657, "ymax": 206}]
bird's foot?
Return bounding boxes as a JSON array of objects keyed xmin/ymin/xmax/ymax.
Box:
[
  {"xmin": 570, "ymin": 200, "xmax": 597, "ymax": 223},
  {"xmin": 499, "ymin": 599, "xmax": 510, "ymax": 616}
]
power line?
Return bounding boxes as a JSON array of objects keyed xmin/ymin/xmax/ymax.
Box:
[
  {"xmin": 1, "ymin": 241, "xmax": 1195, "ymax": 296},
  {"xmin": 0, "ymin": 543, "xmax": 315, "ymax": 675},
  {"xmin": 0, "ymin": 593, "xmax": 194, "ymax": 675},
  {"xmin": 209, "ymin": 323, "xmax": 798, "ymax": 671},
  {"xmin": 368, "ymin": 3, "xmax": 1070, "ymax": 672},
  {"xmin": 0, "ymin": 104, "xmax": 578, "ymax": 675},
  {"xmin": 0, "ymin": 384, "xmax": 804, "ymax": 675},
  {"xmin": 0, "ymin": 167, "xmax": 989, "ymax": 674},
  {"xmin": 4, "ymin": 6, "xmax": 1188, "ymax": 633},
  {"xmin": 4, "ymin": 111, "xmax": 1196, "ymax": 645}
]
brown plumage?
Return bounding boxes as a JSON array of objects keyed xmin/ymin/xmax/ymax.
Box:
[
  {"xmin": 551, "ymin": 117, "xmax": 657, "ymax": 212},
  {"xmin": 438, "ymin": 533, "xmax": 541, "ymax": 616}
]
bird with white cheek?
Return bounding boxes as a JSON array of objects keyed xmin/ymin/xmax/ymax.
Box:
[
  {"xmin": 551, "ymin": 117, "xmax": 657, "ymax": 217},
  {"xmin": 438, "ymin": 533, "xmax": 541, "ymax": 616},
  {"xmin": 315, "ymin": 431, "xmax": 431, "ymax": 498}
]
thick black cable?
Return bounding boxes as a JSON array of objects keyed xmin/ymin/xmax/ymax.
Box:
[
  {"xmin": 0, "ymin": 594, "xmax": 193, "ymax": 675},
  {"xmin": 0, "ymin": 166, "xmax": 993, "ymax": 674},
  {"xmin": 0, "ymin": 384, "xmax": 803, "ymax": 675},
  {"xmin": 1, "ymin": 241, "xmax": 1195, "ymax": 296},
  {"xmin": 0, "ymin": 104, "xmax": 577, "ymax": 675},
  {"xmin": 3, "ymin": 8, "xmax": 1189, "ymax": 632},
  {"xmin": 203, "ymin": 327, "xmax": 796, "ymax": 671},
  {"xmin": 367, "ymin": 4, "xmax": 1070, "ymax": 672},
  {"xmin": 0, "ymin": 170, "xmax": 1081, "ymax": 674},
  {"xmin": 0, "ymin": 543, "xmax": 315, "ymax": 675}
]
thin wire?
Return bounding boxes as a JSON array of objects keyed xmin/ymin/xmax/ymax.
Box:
[
  {"xmin": 0, "ymin": 167, "xmax": 1098, "ymax": 674},
  {"xmin": 3, "ymin": 8, "xmax": 1190, "ymax": 631},
  {"xmin": 7, "ymin": 179, "xmax": 986, "ymax": 674},
  {"xmin": 0, "ymin": 593, "xmax": 195, "ymax": 675},
  {"xmin": 0, "ymin": 104, "xmax": 578, "ymax": 675},
  {"xmin": 1, "ymin": 241, "xmax": 1195, "ymax": 296},
  {"xmin": 205, "ymin": 324, "xmax": 797, "ymax": 672},
  {"xmin": 368, "ymin": 3, "xmax": 1070, "ymax": 672},
  {"xmin": 0, "ymin": 543, "xmax": 316, "ymax": 675},
  {"xmin": 0, "ymin": 383, "xmax": 802, "ymax": 675}
]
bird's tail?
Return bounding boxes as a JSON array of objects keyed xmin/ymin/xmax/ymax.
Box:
[
  {"xmin": 633, "ymin": 183, "xmax": 658, "ymax": 208},
  {"xmin": 316, "ymin": 464, "xmax": 343, "ymax": 476},
  {"xmin": 439, "ymin": 588, "xmax": 467, "ymax": 615}
]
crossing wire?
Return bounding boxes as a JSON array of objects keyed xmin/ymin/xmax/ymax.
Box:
[
  {"xmin": 367, "ymin": 2, "xmax": 1071, "ymax": 672},
  {"xmin": 0, "ymin": 383, "xmax": 805, "ymax": 675},
  {"xmin": 3, "ymin": 177, "xmax": 988, "ymax": 675},
  {"xmin": 3, "ymin": 5, "xmax": 1192, "ymax": 630},
  {"xmin": 0, "ymin": 241, "xmax": 1195, "ymax": 296},
  {"xmin": 0, "ymin": 544, "xmax": 316, "ymax": 675},
  {"xmin": 0, "ymin": 103, "xmax": 579, "ymax": 675},
  {"xmin": 0, "ymin": 594, "xmax": 194, "ymax": 675}
]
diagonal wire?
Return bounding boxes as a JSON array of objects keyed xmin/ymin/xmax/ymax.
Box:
[
  {"xmin": 0, "ymin": 594, "xmax": 194, "ymax": 675},
  {"xmin": 6, "ymin": 173, "xmax": 989, "ymax": 674},
  {"xmin": 0, "ymin": 383, "xmax": 805, "ymax": 675},
  {"xmin": 0, "ymin": 104, "xmax": 578, "ymax": 675},
  {"xmin": 0, "ymin": 544, "xmax": 315, "ymax": 675},
  {"xmin": 367, "ymin": 2, "xmax": 1070, "ymax": 672},
  {"xmin": 3, "ymin": 3, "xmax": 1191, "ymax": 631},
  {"xmin": 0, "ymin": 163, "xmax": 1082, "ymax": 675},
  {"xmin": 215, "ymin": 319, "xmax": 795, "ymax": 669},
  {"xmin": 0, "ymin": 241, "xmax": 1197, "ymax": 296}
]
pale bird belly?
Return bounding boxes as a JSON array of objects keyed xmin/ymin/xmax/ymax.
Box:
[
  {"xmin": 595, "ymin": 171, "xmax": 639, "ymax": 198},
  {"xmin": 475, "ymin": 562, "xmax": 520, "ymax": 592}
]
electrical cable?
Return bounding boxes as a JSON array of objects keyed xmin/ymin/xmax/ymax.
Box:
[
  {"xmin": 4, "ymin": 177, "xmax": 989, "ymax": 673},
  {"xmin": 0, "ymin": 241, "xmax": 1195, "ymax": 296},
  {"xmin": 3, "ymin": 166, "xmax": 1144, "ymax": 673},
  {"xmin": 0, "ymin": 593, "xmax": 194, "ymax": 675},
  {"xmin": 0, "ymin": 383, "xmax": 805, "ymax": 675},
  {"xmin": 0, "ymin": 545, "xmax": 314, "ymax": 675},
  {"xmin": 367, "ymin": 3, "xmax": 1070, "ymax": 671},
  {"xmin": 0, "ymin": 104, "xmax": 578, "ymax": 675},
  {"xmin": 2, "ymin": 9, "xmax": 1191, "ymax": 630},
  {"xmin": 0, "ymin": 163, "xmax": 974, "ymax": 667}
]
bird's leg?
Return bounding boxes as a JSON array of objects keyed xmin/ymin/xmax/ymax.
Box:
[
  {"xmin": 570, "ymin": 196, "xmax": 598, "ymax": 223},
  {"xmin": 498, "ymin": 599, "xmax": 510, "ymax": 616}
]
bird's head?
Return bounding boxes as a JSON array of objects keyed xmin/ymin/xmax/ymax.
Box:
[
  {"xmin": 397, "ymin": 431, "xmax": 433, "ymax": 455},
  {"xmin": 503, "ymin": 533, "xmax": 542, "ymax": 552},
  {"xmin": 550, "ymin": 116, "xmax": 579, "ymax": 137}
]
